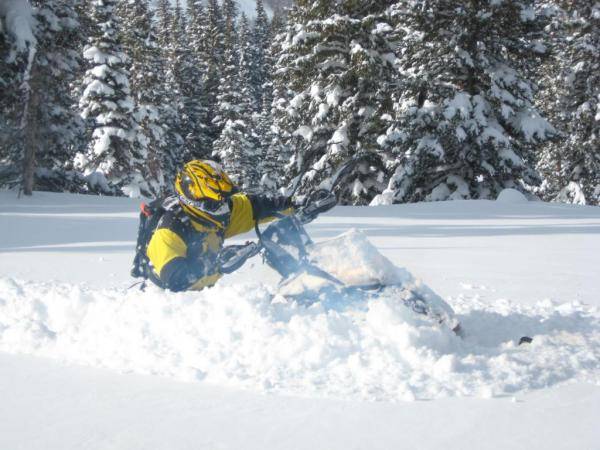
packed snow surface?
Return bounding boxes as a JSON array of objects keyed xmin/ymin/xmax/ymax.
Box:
[{"xmin": 1, "ymin": 191, "xmax": 599, "ymax": 449}]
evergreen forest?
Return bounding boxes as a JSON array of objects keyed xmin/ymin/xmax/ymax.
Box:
[{"xmin": 1, "ymin": 0, "xmax": 598, "ymax": 205}]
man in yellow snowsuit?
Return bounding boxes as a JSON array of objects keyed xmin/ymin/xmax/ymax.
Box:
[{"xmin": 146, "ymin": 160, "xmax": 292, "ymax": 292}]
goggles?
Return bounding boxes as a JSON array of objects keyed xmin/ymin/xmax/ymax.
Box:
[{"xmin": 178, "ymin": 193, "xmax": 231, "ymax": 217}]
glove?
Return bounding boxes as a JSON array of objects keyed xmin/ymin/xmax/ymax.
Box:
[
  {"xmin": 296, "ymin": 189, "xmax": 337, "ymax": 223},
  {"xmin": 288, "ymin": 195, "xmax": 305, "ymax": 210},
  {"xmin": 249, "ymin": 194, "xmax": 294, "ymax": 221}
]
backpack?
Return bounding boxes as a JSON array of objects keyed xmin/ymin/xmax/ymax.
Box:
[{"xmin": 130, "ymin": 196, "xmax": 173, "ymax": 280}]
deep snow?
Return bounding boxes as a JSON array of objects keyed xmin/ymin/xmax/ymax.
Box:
[
  {"xmin": 0, "ymin": 190, "xmax": 599, "ymax": 449},
  {"xmin": 2, "ymin": 353, "xmax": 598, "ymax": 450}
]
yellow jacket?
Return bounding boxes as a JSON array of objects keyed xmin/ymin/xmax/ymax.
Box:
[{"xmin": 146, "ymin": 193, "xmax": 290, "ymax": 291}]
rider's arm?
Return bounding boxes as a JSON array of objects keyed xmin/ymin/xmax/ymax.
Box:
[
  {"xmin": 247, "ymin": 193, "xmax": 292, "ymax": 221},
  {"xmin": 146, "ymin": 218, "xmax": 206, "ymax": 292},
  {"xmin": 224, "ymin": 193, "xmax": 293, "ymax": 238}
]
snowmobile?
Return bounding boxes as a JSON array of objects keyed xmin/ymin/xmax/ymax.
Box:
[{"xmin": 217, "ymin": 189, "xmax": 462, "ymax": 335}]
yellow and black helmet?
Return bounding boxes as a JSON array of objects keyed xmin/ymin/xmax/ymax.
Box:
[{"xmin": 175, "ymin": 160, "xmax": 237, "ymax": 229}]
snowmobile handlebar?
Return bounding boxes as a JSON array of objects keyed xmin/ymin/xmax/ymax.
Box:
[
  {"xmin": 217, "ymin": 190, "xmax": 337, "ymax": 275},
  {"xmin": 295, "ymin": 189, "xmax": 337, "ymax": 224}
]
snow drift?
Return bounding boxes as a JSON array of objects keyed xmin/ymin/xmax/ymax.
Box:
[{"xmin": 1, "ymin": 230, "xmax": 598, "ymax": 401}]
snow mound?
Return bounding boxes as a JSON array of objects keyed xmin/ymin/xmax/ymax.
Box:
[
  {"xmin": 369, "ymin": 191, "xmax": 394, "ymax": 206},
  {"xmin": 496, "ymin": 188, "xmax": 528, "ymax": 203},
  {"xmin": 279, "ymin": 230, "xmax": 457, "ymax": 327},
  {"xmin": 1, "ymin": 274, "xmax": 598, "ymax": 401},
  {"xmin": 310, "ymin": 229, "xmax": 404, "ymax": 286}
]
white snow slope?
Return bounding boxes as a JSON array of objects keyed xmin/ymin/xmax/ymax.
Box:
[{"xmin": 1, "ymin": 190, "xmax": 599, "ymax": 449}]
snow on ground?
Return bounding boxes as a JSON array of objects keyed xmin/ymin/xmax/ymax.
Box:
[
  {"xmin": 1, "ymin": 273, "xmax": 597, "ymax": 401},
  {"xmin": 1, "ymin": 190, "xmax": 599, "ymax": 449},
  {"xmin": 2, "ymin": 353, "xmax": 598, "ymax": 450}
]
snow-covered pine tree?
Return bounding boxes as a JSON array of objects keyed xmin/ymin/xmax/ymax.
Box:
[
  {"xmin": 186, "ymin": 0, "xmax": 220, "ymax": 155},
  {"xmin": 1, "ymin": 0, "xmax": 83, "ymax": 194},
  {"xmin": 533, "ymin": 1, "xmax": 564, "ymax": 202},
  {"xmin": 259, "ymin": 9, "xmax": 284, "ymax": 120},
  {"xmin": 30, "ymin": 0, "xmax": 86, "ymax": 193},
  {"xmin": 221, "ymin": 0, "xmax": 237, "ymax": 34},
  {"xmin": 176, "ymin": 0, "xmax": 212, "ymax": 158},
  {"xmin": 271, "ymin": 0, "xmax": 397, "ymax": 204},
  {"xmin": 238, "ymin": 12, "xmax": 257, "ymax": 122},
  {"xmin": 153, "ymin": 0, "xmax": 187, "ymax": 176},
  {"xmin": 206, "ymin": 0, "xmax": 225, "ymax": 39},
  {"xmin": 116, "ymin": 0, "xmax": 171, "ymax": 196},
  {"xmin": 186, "ymin": 0, "xmax": 208, "ymax": 66},
  {"xmin": 213, "ymin": 12, "xmax": 260, "ymax": 188},
  {"xmin": 77, "ymin": 0, "xmax": 142, "ymax": 195},
  {"xmin": 0, "ymin": 0, "xmax": 39, "ymax": 194},
  {"xmin": 252, "ymin": 0, "xmax": 270, "ymax": 112},
  {"xmin": 212, "ymin": 0, "xmax": 240, "ymax": 134},
  {"xmin": 256, "ymin": 107, "xmax": 278, "ymax": 190},
  {"xmin": 0, "ymin": 0, "xmax": 35, "ymax": 191},
  {"xmin": 537, "ymin": 1, "xmax": 599, "ymax": 205},
  {"xmin": 170, "ymin": 0, "xmax": 211, "ymax": 162},
  {"xmin": 260, "ymin": 11, "xmax": 289, "ymax": 190},
  {"xmin": 377, "ymin": 0, "xmax": 555, "ymax": 204},
  {"xmin": 155, "ymin": 0, "xmax": 172, "ymax": 46},
  {"xmin": 203, "ymin": 0, "xmax": 225, "ymax": 143}
]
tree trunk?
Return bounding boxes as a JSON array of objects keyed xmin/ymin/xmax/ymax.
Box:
[{"xmin": 21, "ymin": 50, "xmax": 39, "ymax": 196}]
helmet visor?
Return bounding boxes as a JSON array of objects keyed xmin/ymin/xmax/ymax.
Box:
[{"xmin": 178, "ymin": 194, "xmax": 231, "ymax": 217}]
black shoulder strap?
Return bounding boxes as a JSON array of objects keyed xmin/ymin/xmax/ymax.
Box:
[{"xmin": 157, "ymin": 204, "xmax": 195, "ymax": 241}]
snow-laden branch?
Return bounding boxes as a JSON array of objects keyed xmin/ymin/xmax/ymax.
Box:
[{"xmin": 0, "ymin": 0, "xmax": 36, "ymax": 56}]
